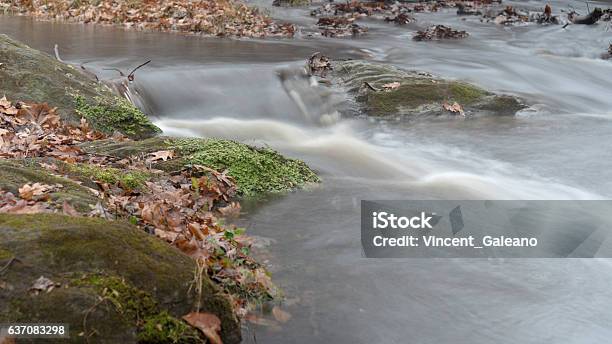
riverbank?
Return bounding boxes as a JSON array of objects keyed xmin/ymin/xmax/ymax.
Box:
[
  {"xmin": 0, "ymin": 33, "xmax": 318, "ymax": 343},
  {"xmin": 0, "ymin": 0, "xmax": 296, "ymax": 37}
]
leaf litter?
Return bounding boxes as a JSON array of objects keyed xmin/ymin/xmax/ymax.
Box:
[{"xmin": 0, "ymin": 95, "xmax": 286, "ymax": 326}]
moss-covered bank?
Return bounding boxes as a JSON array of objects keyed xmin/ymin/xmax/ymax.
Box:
[
  {"xmin": 0, "ymin": 214, "xmax": 241, "ymax": 344},
  {"xmin": 332, "ymin": 60, "xmax": 525, "ymax": 117},
  {"xmin": 0, "ymin": 34, "xmax": 160, "ymax": 139},
  {"xmin": 81, "ymin": 137, "xmax": 320, "ymax": 196}
]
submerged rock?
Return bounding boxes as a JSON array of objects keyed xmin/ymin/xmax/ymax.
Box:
[
  {"xmin": 81, "ymin": 137, "xmax": 320, "ymax": 196},
  {"xmin": 0, "ymin": 214, "xmax": 241, "ymax": 343},
  {"xmin": 0, "ymin": 34, "xmax": 160, "ymax": 139},
  {"xmin": 331, "ymin": 60, "xmax": 525, "ymax": 117}
]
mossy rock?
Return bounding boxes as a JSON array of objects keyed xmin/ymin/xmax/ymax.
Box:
[
  {"xmin": 0, "ymin": 34, "xmax": 160, "ymax": 139},
  {"xmin": 81, "ymin": 136, "xmax": 320, "ymax": 196},
  {"xmin": 0, "ymin": 159, "xmax": 99, "ymax": 212},
  {"xmin": 0, "ymin": 214, "xmax": 241, "ymax": 344},
  {"xmin": 332, "ymin": 60, "xmax": 525, "ymax": 117}
]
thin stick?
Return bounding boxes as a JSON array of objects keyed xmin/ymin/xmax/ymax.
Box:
[
  {"xmin": 83, "ymin": 297, "xmax": 108, "ymax": 344},
  {"xmin": 0, "ymin": 257, "xmax": 18, "ymax": 275},
  {"xmin": 102, "ymin": 67, "xmax": 125, "ymax": 77},
  {"xmin": 127, "ymin": 60, "xmax": 151, "ymax": 81}
]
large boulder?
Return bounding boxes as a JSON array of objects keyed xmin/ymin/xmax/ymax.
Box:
[
  {"xmin": 331, "ymin": 60, "xmax": 525, "ymax": 117},
  {"xmin": 0, "ymin": 34, "xmax": 160, "ymax": 139},
  {"xmin": 0, "ymin": 214, "xmax": 241, "ymax": 344}
]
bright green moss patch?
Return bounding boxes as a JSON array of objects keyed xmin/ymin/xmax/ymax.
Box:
[
  {"xmin": 170, "ymin": 138, "xmax": 320, "ymax": 196},
  {"xmin": 66, "ymin": 162, "xmax": 151, "ymax": 190},
  {"xmin": 80, "ymin": 137, "xmax": 321, "ymax": 195},
  {"xmin": 74, "ymin": 94, "xmax": 161, "ymax": 139},
  {"xmin": 75, "ymin": 274, "xmax": 158, "ymax": 322}
]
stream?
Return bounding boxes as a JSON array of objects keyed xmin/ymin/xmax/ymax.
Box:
[{"xmin": 3, "ymin": 1, "xmax": 612, "ymax": 342}]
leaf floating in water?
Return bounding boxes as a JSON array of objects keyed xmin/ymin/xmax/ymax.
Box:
[{"xmin": 272, "ymin": 306, "xmax": 292, "ymax": 323}]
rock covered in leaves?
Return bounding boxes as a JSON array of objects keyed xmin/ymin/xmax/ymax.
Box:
[
  {"xmin": 0, "ymin": 214, "xmax": 241, "ymax": 344},
  {"xmin": 317, "ymin": 16, "xmax": 368, "ymax": 37},
  {"xmin": 0, "ymin": 34, "xmax": 160, "ymax": 139},
  {"xmin": 413, "ymin": 25, "xmax": 469, "ymax": 41},
  {"xmin": 2, "ymin": 0, "xmax": 296, "ymax": 38},
  {"xmin": 307, "ymin": 52, "xmax": 333, "ymax": 77}
]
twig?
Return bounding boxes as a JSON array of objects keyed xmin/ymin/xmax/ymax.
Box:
[
  {"xmin": 83, "ymin": 296, "xmax": 108, "ymax": 344},
  {"xmin": 363, "ymin": 81, "xmax": 379, "ymax": 92},
  {"xmin": 0, "ymin": 257, "xmax": 19, "ymax": 276},
  {"xmin": 127, "ymin": 60, "xmax": 151, "ymax": 81},
  {"xmin": 102, "ymin": 67, "xmax": 125, "ymax": 77}
]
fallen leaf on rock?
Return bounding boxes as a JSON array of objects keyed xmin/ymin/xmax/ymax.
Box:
[
  {"xmin": 146, "ymin": 150, "xmax": 175, "ymax": 163},
  {"xmin": 18, "ymin": 183, "xmax": 53, "ymax": 201},
  {"xmin": 443, "ymin": 101, "xmax": 465, "ymax": 116},
  {"xmin": 382, "ymin": 82, "xmax": 400, "ymax": 91},
  {"xmin": 182, "ymin": 312, "xmax": 223, "ymax": 344},
  {"xmin": 272, "ymin": 306, "xmax": 292, "ymax": 323},
  {"xmin": 30, "ymin": 276, "xmax": 60, "ymax": 295},
  {"xmin": 414, "ymin": 25, "xmax": 469, "ymax": 41}
]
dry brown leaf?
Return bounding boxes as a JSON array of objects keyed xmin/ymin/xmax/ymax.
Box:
[
  {"xmin": 182, "ymin": 312, "xmax": 223, "ymax": 344},
  {"xmin": 146, "ymin": 150, "xmax": 175, "ymax": 163},
  {"xmin": 62, "ymin": 201, "xmax": 80, "ymax": 217},
  {"xmin": 442, "ymin": 101, "xmax": 465, "ymax": 116},
  {"xmin": 18, "ymin": 183, "xmax": 52, "ymax": 201}
]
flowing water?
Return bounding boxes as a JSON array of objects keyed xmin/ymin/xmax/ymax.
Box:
[{"xmin": 3, "ymin": 1, "xmax": 612, "ymax": 342}]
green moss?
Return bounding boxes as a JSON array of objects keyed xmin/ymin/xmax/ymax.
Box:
[
  {"xmin": 333, "ymin": 60, "xmax": 524, "ymax": 117},
  {"xmin": 170, "ymin": 138, "xmax": 320, "ymax": 196},
  {"xmin": 0, "ymin": 159, "xmax": 99, "ymax": 212},
  {"xmin": 365, "ymin": 80, "xmax": 488, "ymax": 115},
  {"xmin": 76, "ymin": 274, "xmax": 157, "ymax": 321},
  {"xmin": 139, "ymin": 312, "xmax": 203, "ymax": 344},
  {"xmin": 66, "ymin": 162, "xmax": 151, "ymax": 190},
  {"xmin": 0, "ymin": 34, "xmax": 160, "ymax": 139},
  {"xmin": 0, "ymin": 248, "xmax": 13, "ymax": 260},
  {"xmin": 75, "ymin": 274, "xmax": 203, "ymax": 344},
  {"xmin": 74, "ymin": 94, "xmax": 161, "ymax": 140},
  {"xmin": 475, "ymin": 95, "xmax": 524, "ymax": 116},
  {"xmin": 449, "ymin": 82, "xmax": 488, "ymax": 104},
  {"xmin": 0, "ymin": 214, "xmax": 242, "ymax": 344}
]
